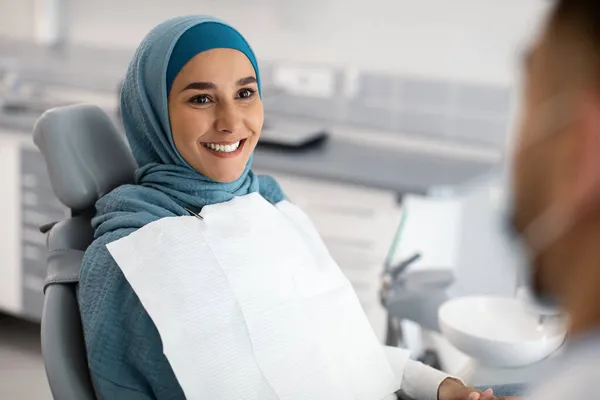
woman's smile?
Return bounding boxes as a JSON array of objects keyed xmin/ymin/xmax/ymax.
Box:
[{"xmin": 201, "ymin": 138, "xmax": 247, "ymax": 158}]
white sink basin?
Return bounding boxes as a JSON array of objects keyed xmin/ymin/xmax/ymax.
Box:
[{"xmin": 439, "ymin": 296, "xmax": 566, "ymax": 367}]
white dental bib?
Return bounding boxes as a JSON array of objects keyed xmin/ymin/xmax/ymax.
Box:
[{"xmin": 107, "ymin": 193, "xmax": 400, "ymax": 400}]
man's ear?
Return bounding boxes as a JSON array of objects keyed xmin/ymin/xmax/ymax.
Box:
[{"xmin": 568, "ymin": 91, "xmax": 600, "ymax": 215}]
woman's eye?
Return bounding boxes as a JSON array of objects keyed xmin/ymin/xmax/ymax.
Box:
[
  {"xmin": 237, "ymin": 88, "xmax": 256, "ymax": 99},
  {"xmin": 189, "ymin": 95, "xmax": 211, "ymax": 105}
]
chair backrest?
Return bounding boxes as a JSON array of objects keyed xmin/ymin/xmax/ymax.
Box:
[{"xmin": 33, "ymin": 104, "xmax": 137, "ymax": 400}]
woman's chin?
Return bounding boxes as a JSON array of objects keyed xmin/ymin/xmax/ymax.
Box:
[
  {"xmin": 205, "ymin": 169, "xmax": 246, "ymax": 183},
  {"xmin": 213, "ymin": 176, "xmax": 241, "ymax": 183},
  {"xmin": 192, "ymin": 157, "xmax": 249, "ymax": 183}
]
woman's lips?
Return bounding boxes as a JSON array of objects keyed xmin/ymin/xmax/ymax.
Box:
[{"xmin": 201, "ymin": 138, "xmax": 246, "ymax": 158}]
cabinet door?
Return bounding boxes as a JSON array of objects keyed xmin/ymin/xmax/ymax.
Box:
[
  {"xmin": 19, "ymin": 146, "xmax": 68, "ymax": 320},
  {"xmin": 271, "ymin": 172, "xmax": 399, "ymax": 210},
  {"xmin": 0, "ymin": 135, "xmax": 22, "ymax": 315},
  {"xmin": 265, "ymin": 172, "xmax": 403, "ymax": 257}
]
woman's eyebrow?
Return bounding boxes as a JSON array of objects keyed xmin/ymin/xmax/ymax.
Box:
[
  {"xmin": 180, "ymin": 76, "xmax": 256, "ymax": 92},
  {"xmin": 181, "ymin": 81, "xmax": 217, "ymax": 92},
  {"xmin": 237, "ymin": 76, "xmax": 257, "ymax": 86}
]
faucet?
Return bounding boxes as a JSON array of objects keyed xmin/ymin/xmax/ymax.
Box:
[{"xmin": 379, "ymin": 252, "xmax": 422, "ymax": 306}]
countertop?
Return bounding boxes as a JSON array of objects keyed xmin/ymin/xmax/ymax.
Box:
[
  {"xmin": 0, "ymin": 38, "xmax": 499, "ymax": 195},
  {"xmin": 254, "ymin": 133, "xmax": 497, "ymax": 194}
]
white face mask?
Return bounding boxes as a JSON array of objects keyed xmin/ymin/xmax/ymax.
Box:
[{"xmin": 505, "ymin": 93, "xmax": 575, "ymax": 313}]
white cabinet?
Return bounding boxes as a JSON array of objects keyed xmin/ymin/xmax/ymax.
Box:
[
  {"xmin": 257, "ymin": 170, "xmax": 403, "ymax": 338},
  {"xmin": 0, "ymin": 129, "xmax": 67, "ymax": 321},
  {"xmin": 0, "ymin": 131, "xmax": 22, "ymax": 316}
]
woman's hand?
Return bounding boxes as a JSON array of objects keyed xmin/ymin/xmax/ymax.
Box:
[{"xmin": 437, "ymin": 377, "xmax": 520, "ymax": 400}]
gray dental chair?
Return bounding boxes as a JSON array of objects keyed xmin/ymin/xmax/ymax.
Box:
[{"xmin": 33, "ymin": 104, "xmax": 137, "ymax": 400}]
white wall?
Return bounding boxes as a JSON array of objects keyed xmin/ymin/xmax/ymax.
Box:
[
  {"xmin": 64, "ymin": 0, "xmax": 550, "ymax": 85},
  {"xmin": 0, "ymin": 0, "xmax": 550, "ymax": 85},
  {"xmin": 0, "ymin": 0, "xmax": 35, "ymax": 40}
]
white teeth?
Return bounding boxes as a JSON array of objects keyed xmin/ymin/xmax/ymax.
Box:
[{"xmin": 205, "ymin": 141, "xmax": 241, "ymax": 153}]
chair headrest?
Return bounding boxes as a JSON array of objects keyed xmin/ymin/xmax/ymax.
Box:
[{"xmin": 33, "ymin": 104, "xmax": 137, "ymax": 211}]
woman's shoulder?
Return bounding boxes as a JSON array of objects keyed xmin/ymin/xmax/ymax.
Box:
[
  {"xmin": 97, "ymin": 184, "xmax": 183, "ymax": 214},
  {"xmin": 78, "ymin": 230, "xmax": 182, "ymax": 398},
  {"xmin": 91, "ymin": 184, "xmax": 185, "ymax": 236},
  {"xmin": 80, "ymin": 184, "xmax": 181, "ymax": 302},
  {"xmin": 80, "ymin": 228, "xmax": 133, "ymax": 295}
]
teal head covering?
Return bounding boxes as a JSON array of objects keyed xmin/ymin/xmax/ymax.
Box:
[
  {"xmin": 165, "ymin": 21, "xmax": 261, "ymax": 96},
  {"xmin": 91, "ymin": 15, "xmax": 284, "ymax": 237}
]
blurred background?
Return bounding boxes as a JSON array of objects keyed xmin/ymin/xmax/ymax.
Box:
[{"xmin": 0, "ymin": 0, "xmax": 552, "ymax": 398}]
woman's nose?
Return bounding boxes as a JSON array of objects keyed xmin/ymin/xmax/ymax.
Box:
[{"xmin": 214, "ymin": 103, "xmax": 242, "ymax": 134}]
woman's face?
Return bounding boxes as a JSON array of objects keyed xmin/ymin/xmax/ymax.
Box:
[{"xmin": 168, "ymin": 48, "xmax": 262, "ymax": 182}]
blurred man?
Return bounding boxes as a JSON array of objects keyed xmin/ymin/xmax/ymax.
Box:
[{"xmin": 510, "ymin": 0, "xmax": 600, "ymax": 398}]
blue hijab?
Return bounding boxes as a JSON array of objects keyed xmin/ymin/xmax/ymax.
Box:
[{"xmin": 92, "ymin": 15, "xmax": 285, "ymax": 237}]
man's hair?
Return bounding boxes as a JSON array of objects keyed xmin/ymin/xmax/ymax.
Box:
[
  {"xmin": 542, "ymin": 1, "xmax": 600, "ymax": 86},
  {"xmin": 549, "ymin": 1, "xmax": 600, "ymax": 52}
]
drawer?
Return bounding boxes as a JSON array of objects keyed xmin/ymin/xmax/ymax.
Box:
[
  {"xmin": 22, "ymin": 256, "xmax": 46, "ymax": 320},
  {"xmin": 326, "ymin": 241, "xmax": 386, "ymax": 270},
  {"xmin": 22, "ymin": 207, "xmax": 66, "ymax": 229},
  {"xmin": 350, "ymin": 280, "xmax": 381, "ymax": 303},
  {"xmin": 21, "ymin": 282, "xmax": 44, "ymax": 321},
  {"xmin": 21, "ymin": 259, "xmax": 45, "ymax": 280},
  {"xmin": 20, "ymin": 148, "xmax": 59, "ymax": 194},
  {"xmin": 20, "ymin": 147, "xmax": 48, "ymax": 173},
  {"xmin": 21, "ymin": 226, "xmax": 47, "ymax": 247},
  {"xmin": 21, "ymin": 189, "xmax": 65, "ymax": 212},
  {"xmin": 20, "ymin": 147, "xmax": 68, "ymax": 224},
  {"xmin": 20, "ymin": 151, "xmax": 53, "ymax": 189},
  {"xmin": 20, "ymin": 170, "xmax": 53, "ymax": 192},
  {"xmin": 342, "ymin": 266, "xmax": 383, "ymax": 288},
  {"xmin": 23, "ymin": 243, "xmax": 46, "ymax": 263},
  {"xmin": 298, "ymin": 201, "xmax": 379, "ymax": 219},
  {"xmin": 309, "ymin": 208, "xmax": 402, "ymax": 254}
]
